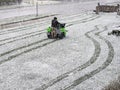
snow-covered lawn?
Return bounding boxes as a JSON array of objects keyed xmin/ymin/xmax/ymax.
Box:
[
  {"xmin": 0, "ymin": 12, "xmax": 119, "ymax": 90},
  {"xmin": 0, "ymin": 0, "xmax": 120, "ymax": 90}
]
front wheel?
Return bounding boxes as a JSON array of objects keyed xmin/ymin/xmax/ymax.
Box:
[
  {"xmin": 47, "ymin": 32, "xmax": 52, "ymax": 39},
  {"xmin": 47, "ymin": 35, "xmax": 52, "ymax": 39}
]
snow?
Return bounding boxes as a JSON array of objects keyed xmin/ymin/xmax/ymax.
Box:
[
  {"xmin": 1, "ymin": 0, "xmax": 119, "ymax": 19},
  {"xmin": 0, "ymin": 0, "xmax": 120, "ymax": 90}
]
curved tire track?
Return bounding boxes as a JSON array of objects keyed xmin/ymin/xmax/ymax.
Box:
[
  {"xmin": 34, "ymin": 28, "xmax": 101, "ymax": 90},
  {"xmin": 0, "ymin": 14, "xmax": 100, "ymax": 69},
  {"xmin": 63, "ymin": 26, "xmax": 114, "ymax": 90},
  {"xmin": 0, "ymin": 14, "xmax": 97, "ymax": 42}
]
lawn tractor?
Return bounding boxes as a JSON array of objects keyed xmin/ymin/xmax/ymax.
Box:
[{"xmin": 47, "ymin": 23, "xmax": 67, "ymax": 39}]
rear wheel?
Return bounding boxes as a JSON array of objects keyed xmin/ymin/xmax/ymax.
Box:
[{"xmin": 58, "ymin": 33, "xmax": 65, "ymax": 39}]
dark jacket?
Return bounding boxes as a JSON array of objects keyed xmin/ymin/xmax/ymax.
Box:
[{"xmin": 51, "ymin": 19, "xmax": 60, "ymax": 28}]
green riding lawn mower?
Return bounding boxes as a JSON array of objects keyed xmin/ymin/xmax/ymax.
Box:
[{"xmin": 47, "ymin": 23, "xmax": 67, "ymax": 39}]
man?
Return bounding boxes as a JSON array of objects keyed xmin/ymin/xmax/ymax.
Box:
[
  {"xmin": 51, "ymin": 17, "xmax": 61, "ymax": 38},
  {"xmin": 51, "ymin": 17, "xmax": 60, "ymax": 29}
]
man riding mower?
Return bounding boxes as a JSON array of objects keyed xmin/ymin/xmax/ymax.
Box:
[{"xmin": 47, "ymin": 17, "xmax": 67, "ymax": 39}]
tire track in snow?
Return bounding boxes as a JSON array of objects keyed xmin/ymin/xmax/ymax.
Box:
[
  {"xmin": 0, "ymin": 15, "xmax": 100, "ymax": 47},
  {"xmin": 66, "ymin": 15, "xmax": 100, "ymax": 27},
  {"xmin": 0, "ymin": 38, "xmax": 48, "ymax": 57},
  {"xmin": 0, "ymin": 13, "xmax": 84, "ymax": 35},
  {"xmin": 0, "ymin": 14, "xmax": 96, "ymax": 36},
  {"xmin": 0, "ymin": 38, "xmax": 57, "ymax": 65},
  {"xmin": 0, "ymin": 30, "xmax": 44, "ymax": 42},
  {"xmin": 0, "ymin": 14, "xmax": 57, "ymax": 33},
  {"xmin": 34, "ymin": 27, "xmax": 101, "ymax": 90},
  {"xmin": 0, "ymin": 14, "xmax": 88, "ymax": 42},
  {"xmin": 0, "ymin": 14, "xmax": 95, "ymax": 44},
  {"xmin": 68, "ymin": 15, "xmax": 100, "ymax": 26},
  {"xmin": 0, "ymin": 25, "xmax": 36, "ymax": 35},
  {"xmin": 0, "ymin": 14, "xmax": 100, "ymax": 67},
  {"xmin": 62, "ymin": 26, "xmax": 114, "ymax": 90},
  {"xmin": 0, "ymin": 31, "xmax": 45, "ymax": 46}
]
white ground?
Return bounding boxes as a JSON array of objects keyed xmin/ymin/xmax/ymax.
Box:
[
  {"xmin": 0, "ymin": 0, "xmax": 120, "ymax": 90},
  {"xmin": 0, "ymin": 0, "xmax": 120, "ymax": 19}
]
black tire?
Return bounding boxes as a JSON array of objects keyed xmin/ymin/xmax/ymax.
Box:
[
  {"xmin": 118, "ymin": 31, "xmax": 120, "ymax": 36},
  {"xmin": 47, "ymin": 34, "xmax": 52, "ymax": 39},
  {"xmin": 116, "ymin": 32, "xmax": 119, "ymax": 36},
  {"xmin": 47, "ymin": 32, "xmax": 52, "ymax": 39},
  {"xmin": 58, "ymin": 33, "xmax": 64, "ymax": 39},
  {"xmin": 63, "ymin": 33, "xmax": 65, "ymax": 37}
]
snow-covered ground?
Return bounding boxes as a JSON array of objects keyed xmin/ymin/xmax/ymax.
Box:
[
  {"xmin": 0, "ymin": 0, "xmax": 120, "ymax": 20},
  {"xmin": 37, "ymin": 0, "xmax": 60, "ymax": 5},
  {"xmin": 0, "ymin": 0, "xmax": 120, "ymax": 90}
]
